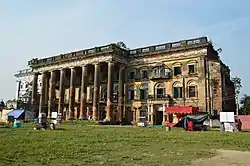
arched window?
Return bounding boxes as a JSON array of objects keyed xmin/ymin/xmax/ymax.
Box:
[
  {"xmin": 140, "ymin": 83, "xmax": 148, "ymax": 100},
  {"xmin": 187, "ymin": 80, "xmax": 198, "ymax": 98},
  {"xmin": 173, "ymin": 82, "xmax": 183, "ymax": 98},
  {"xmin": 154, "ymin": 83, "xmax": 165, "ymax": 98},
  {"xmin": 187, "ymin": 60, "xmax": 198, "ymax": 74},
  {"xmin": 128, "ymin": 85, "xmax": 135, "ymax": 100},
  {"xmin": 152, "ymin": 66, "xmax": 170, "ymax": 78}
]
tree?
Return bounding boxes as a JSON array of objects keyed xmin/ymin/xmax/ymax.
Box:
[
  {"xmin": 240, "ymin": 94, "xmax": 250, "ymax": 115},
  {"xmin": 231, "ymin": 76, "xmax": 242, "ymax": 95},
  {"xmin": 115, "ymin": 42, "xmax": 129, "ymax": 50},
  {"xmin": 231, "ymin": 76, "xmax": 242, "ymax": 115},
  {"xmin": 0, "ymin": 100, "xmax": 5, "ymax": 107}
]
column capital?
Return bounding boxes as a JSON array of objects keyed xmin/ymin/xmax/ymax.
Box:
[
  {"xmin": 93, "ymin": 62, "xmax": 100, "ymax": 66},
  {"xmin": 33, "ymin": 72, "xmax": 39, "ymax": 76},
  {"xmin": 48, "ymin": 70, "xmax": 56, "ymax": 73},
  {"xmin": 82, "ymin": 64, "xmax": 88, "ymax": 68},
  {"xmin": 119, "ymin": 65, "xmax": 126, "ymax": 70},
  {"xmin": 69, "ymin": 66, "xmax": 76, "ymax": 69},
  {"xmin": 107, "ymin": 61, "xmax": 114, "ymax": 65}
]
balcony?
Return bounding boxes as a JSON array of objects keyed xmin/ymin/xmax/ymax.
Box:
[
  {"xmin": 148, "ymin": 94, "xmax": 170, "ymax": 100},
  {"xmin": 149, "ymin": 72, "xmax": 171, "ymax": 80},
  {"xmin": 147, "ymin": 94, "xmax": 170, "ymax": 104}
]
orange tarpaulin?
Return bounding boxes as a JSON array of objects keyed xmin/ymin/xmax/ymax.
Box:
[{"xmin": 166, "ymin": 106, "xmax": 199, "ymax": 114}]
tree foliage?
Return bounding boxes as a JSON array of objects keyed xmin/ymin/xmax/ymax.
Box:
[
  {"xmin": 231, "ymin": 76, "xmax": 242, "ymax": 95},
  {"xmin": 0, "ymin": 100, "xmax": 5, "ymax": 107},
  {"xmin": 115, "ymin": 42, "xmax": 129, "ymax": 50},
  {"xmin": 17, "ymin": 100, "xmax": 30, "ymax": 110},
  {"xmin": 240, "ymin": 94, "xmax": 250, "ymax": 115}
]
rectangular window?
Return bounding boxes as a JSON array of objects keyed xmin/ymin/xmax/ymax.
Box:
[
  {"xmin": 129, "ymin": 72, "xmax": 135, "ymax": 80},
  {"xmin": 173, "ymin": 67, "xmax": 181, "ymax": 76},
  {"xmin": 128, "ymin": 90, "xmax": 134, "ymax": 100},
  {"xmin": 153, "ymin": 68, "xmax": 160, "ymax": 77},
  {"xmin": 141, "ymin": 70, "xmax": 148, "ymax": 79},
  {"xmin": 188, "ymin": 64, "xmax": 195, "ymax": 74},
  {"xmin": 139, "ymin": 110, "xmax": 147, "ymax": 122},
  {"xmin": 188, "ymin": 86, "xmax": 196, "ymax": 98},
  {"xmin": 156, "ymin": 89, "xmax": 164, "ymax": 98},
  {"xmin": 140, "ymin": 110, "xmax": 147, "ymax": 117},
  {"xmin": 173, "ymin": 87, "xmax": 183, "ymax": 98},
  {"xmin": 140, "ymin": 89, "xmax": 148, "ymax": 100}
]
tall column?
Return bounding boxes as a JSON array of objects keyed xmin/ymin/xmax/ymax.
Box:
[
  {"xmin": 105, "ymin": 62, "xmax": 114, "ymax": 121},
  {"xmin": 150, "ymin": 105, "xmax": 154, "ymax": 124},
  {"xmin": 39, "ymin": 72, "xmax": 46, "ymax": 116},
  {"xmin": 31, "ymin": 73, "xmax": 38, "ymax": 113},
  {"xmin": 68, "ymin": 67, "xmax": 76, "ymax": 120},
  {"xmin": 79, "ymin": 65, "xmax": 88, "ymax": 120},
  {"xmin": 147, "ymin": 105, "xmax": 150, "ymax": 123},
  {"xmin": 118, "ymin": 66, "xmax": 125, "ymax": 121},
  {"xmin": 44, "ymin": 75, "xmax": 49, "ymax": 111},
  {"xmin": 123, "ymin": 69, "xmax": 128, "ymax": 119},
  {"xmin": 162, "ymin": 104, "xmax": 166, "ymax": 125},
  {"xmin": 166, "ymin": 103, "xmax": 169, "ymax": 123},
  {"xmin": 48, "ymin": 71, "xmax": 56, "ymax": 119},
  {"xmin": 58, "ymin": 69, "xmax": 65, "ymax": 116},
  {"xmin": 92, "ymin": 63, "xmax": 100, "ymax": 121},
  {"xmin": 15, "ymin": 80, "xmax": 21, "ymax": 101},
  {"xmin": 133, "ymin": 109, "xmax": 137, "ymax": 122}
]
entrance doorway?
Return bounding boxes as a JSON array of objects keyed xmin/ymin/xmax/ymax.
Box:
[
  {"xmin": 155, "ymin": 111, "xmax": 163, "ymax": 125},
  {"xmin": 127, "ymin": 110, "xmax": 134, "ymax": 122},
  {"xmin": 98, "ymin": 106, "xmax": 106, "ymax": 120}
]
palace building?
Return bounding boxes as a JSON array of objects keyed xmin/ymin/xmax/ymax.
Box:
[{"xmin": 15, "ymin": 37, "xmax": 236, "ymax": 125}]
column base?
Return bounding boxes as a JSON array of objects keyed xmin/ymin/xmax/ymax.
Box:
[
  {"xmin": 103, "ymin": 116, "xmax": 111, "ymax": 122},
  {"xmin": 148, "ymin": 122, "xmax": 153, "ymax": 125},
  {"xmin": 78, "ymin": 116, "xmax": 87, "ymax": 120}
]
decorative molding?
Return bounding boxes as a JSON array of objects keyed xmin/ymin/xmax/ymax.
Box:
[
  {"xmin": 33, "ymin": 55, "xmax": 112, "ymax": 73},
  {"xmin": 128, "ymin": 49, "xmax": 207, "ymax": 67}
]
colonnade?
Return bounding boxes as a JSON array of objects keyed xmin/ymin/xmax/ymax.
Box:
[{"xmin": 31, "ymin": 61, "xmax": 125, "ymax": 121}]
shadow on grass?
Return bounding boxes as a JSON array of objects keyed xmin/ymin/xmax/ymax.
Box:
[
  {"xmin": 55, "ymin": 128, "xmax": 66, "ymax": 131},
  {"xmin": 241, "ymin": 130, "xmax": 250, "ymax": 132}
]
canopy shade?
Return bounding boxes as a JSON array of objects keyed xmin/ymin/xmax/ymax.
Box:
[
  {"xmin": 6, "ymin": 109, "xmax": 25, "ymax": 119},
  {"xmin": 166, "ymin": 106, "xmax": 199, "ymax": 114}
]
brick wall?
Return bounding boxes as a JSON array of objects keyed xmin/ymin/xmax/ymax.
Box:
[{"xmin": 209, "ymin": 61, "xmax": 223, "ymax": 113}]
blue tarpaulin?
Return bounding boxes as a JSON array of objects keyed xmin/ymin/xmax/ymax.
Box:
[{"xmin": 6, "ymin": 109, "xmax": 25, "ymax": 119}]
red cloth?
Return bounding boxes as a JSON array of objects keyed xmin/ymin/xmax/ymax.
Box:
[
  {"xmin": 188, "ymin": 121, "xmax": 193, "ymax": 131},
  {"xmin": 166, "ymin": 106, "xmax": 199, "ymax": 114}
]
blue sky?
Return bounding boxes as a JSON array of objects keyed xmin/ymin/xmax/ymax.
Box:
[{"xmin": 0, "ymin": 0, "xmax": 250, "ymax": 100}]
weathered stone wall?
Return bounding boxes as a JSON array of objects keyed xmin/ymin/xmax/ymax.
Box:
[
  {"xmin": 208, "ymin": 61, "xmax": 223, "ymax": 113},
  {"xmin": 127, "ymin": 48, "xmax": 208, "ymax": 112}
]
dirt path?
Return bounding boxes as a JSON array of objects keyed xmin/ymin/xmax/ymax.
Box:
[{"xmin": 191, "ymin": 150, "xmax": 250, "ymax": 166}]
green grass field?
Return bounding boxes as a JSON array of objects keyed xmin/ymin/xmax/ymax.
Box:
[{"xmin": 1, "ymin": 122, "xmax": 250, "ymax": 166}]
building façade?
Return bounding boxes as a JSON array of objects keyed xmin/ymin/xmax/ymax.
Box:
[{"xmin": 15, "ymin": 36, "xmax": 236, "ymax": 125}]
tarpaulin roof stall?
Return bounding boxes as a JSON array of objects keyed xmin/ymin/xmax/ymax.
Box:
[
  {"xmin": 174, "ymin": 113, "xmax": 209, "ymax": 128},
  {"xmin": 166, "ymin": 106, "xmax": 199, "ymax": 114},
  {"xmin": 6, "ymin": 109, "xmax": 25, "ymax": 119}
]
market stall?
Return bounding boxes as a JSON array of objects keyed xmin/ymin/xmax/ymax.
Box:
[{"xmin": 166, "ymin": 106, "xmax": 199, "ymax": 127}]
